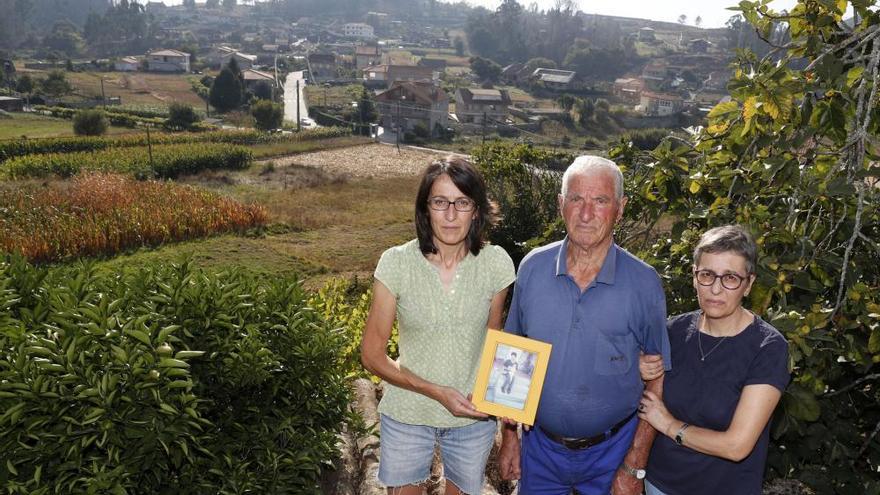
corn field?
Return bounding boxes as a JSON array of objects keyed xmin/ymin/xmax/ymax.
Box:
[
  {"xmin": 0, "ymin": 126, "xmax": 352, "ymax": 162},
  {"xmin": 1, "ymin": 143, "xmax": 252, "ymax": 179},
  {"xmin": 0, "ymin": 173, "xmax": 268, "ymax": 263}
]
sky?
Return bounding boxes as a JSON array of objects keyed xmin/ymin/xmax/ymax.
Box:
[{"xmin": 445, "ymin": 0, "xmax": 800, "ymax": 29}]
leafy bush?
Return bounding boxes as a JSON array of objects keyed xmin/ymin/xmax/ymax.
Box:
[
  {"xmin": 1, "ymin": 143, "xmax": 252, "ymax": 179},
  {"xmin": 0, "ymin": 256, "xmax": 351, "ymax": 494},
  {"xmin": 251, "ymin": 100, "xmax": 283, "ymax": 131},
  {"xmin": 472, "ymin": 142, "xmax": 569, "ymax": 265},
  {"xmin": 622, "ymin": 128, "xmax": 672, "ymax": 151},
  {"xmin": 0, "ymin": 173, "xmax": 267, "ymax": 262},
  {"xmin": 165, "ymin": 102, "xmax": 201, "ymax": 131},
  {"xmin": 36, "ymin": 105, "xmax": 168, "ymax": 129},
  {"xmin": 0, "ymin": 127, "xmax": 351, "ymax": 162},
  {"xmin": 72, "ymin": 109, "xmax": 108, "ymax": 136},
  {"xmin": 309, "ymin": 277, "xmax": 398, "ymax": 379}
]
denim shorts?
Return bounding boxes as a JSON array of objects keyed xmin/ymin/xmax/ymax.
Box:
[
  {"xmin": 378, "ymin": 414, "xmax": 496, "ymax": 495},
  {"xmin": 645, "ymin": 479, "xmax": 670, "ymax": 495}
]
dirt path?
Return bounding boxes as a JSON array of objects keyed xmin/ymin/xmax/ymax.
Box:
[{"xmin": 255, "ymin": 143, "xmax": 452, "ymax": 178}]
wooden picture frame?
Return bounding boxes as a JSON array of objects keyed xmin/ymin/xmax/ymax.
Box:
[{"xmin": 471, "ymin": 329, "xmax": 552, "ymax": 425}]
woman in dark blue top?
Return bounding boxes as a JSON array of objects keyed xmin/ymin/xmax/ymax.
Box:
[{"xmin": 637, "ymin": 225, "xmax": 790, "ymax": 495}]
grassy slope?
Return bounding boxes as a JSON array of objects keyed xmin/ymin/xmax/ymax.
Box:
[
  {"xmin": 93, "ymin": 155, "xmax": 419, "ymax": 286},
  {"xmin": 0, "ymin": 113, "xmax": 134, "ymax": 139},
  {"xmin": 63, "ymin": 71, "xmax": 205, "ymax": 107}
]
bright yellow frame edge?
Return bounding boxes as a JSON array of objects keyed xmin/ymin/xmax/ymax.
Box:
[{"xmin": 471, "ymin": 329, "xmax": 552, "ymax": 426}]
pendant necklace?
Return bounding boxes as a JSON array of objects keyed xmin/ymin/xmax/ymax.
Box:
[{"xmin": 697, "ymin": 313, "xmax": 730, "ymax": 362}]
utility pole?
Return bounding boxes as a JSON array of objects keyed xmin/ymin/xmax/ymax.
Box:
[
  {"xmin": 482, "ymin": 111, "xmax": 486, "ymax": 144},
  {"xmin": 146, "ymin": 125, "xmax": 154, "ymax": 171},
  {"xmin": 296, "ymin": 79, "xmax": 301, "ymax": 131},
  {"xmin": 396, "ymin": 99, "xmax": 401, "ymax": 152},
  {"xmin": 100, "ymin": 77, "xmax": 106, "ymax": 107}
]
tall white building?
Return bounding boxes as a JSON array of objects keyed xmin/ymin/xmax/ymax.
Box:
[{"xmin": 343, "ymin": 23, "xmax": 375, "ymax": 39}]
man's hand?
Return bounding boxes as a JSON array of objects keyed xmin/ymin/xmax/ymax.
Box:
[
  {"xmin": 498, "ymin": 426, "xmax": 521, "ymax": 480},
  {"xmin": 610, "ymin": 467, "xmax": 643, "ymax": 495}
]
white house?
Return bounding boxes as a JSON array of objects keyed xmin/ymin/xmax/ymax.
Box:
[
  {"xmin": 343, "ymin": 23, "xmax": 375, "ymax": 39},
  {"xmin": 639, "ymin": 91, "xmax": 684, "ymax": 116},
  {"xmin": 115, "ymin": 56, "xmax": 139, "ymax": 72},
  {"xmin": 146, "ymin": 49, "xmax": 190, "ymax": 72},
  {"xmin": 213, "ymin": 47, "xmax": 257, "ymax": 70},
  {"xmin": 454, "ymin": 87, "xmax": 511, "ymax": 124}
]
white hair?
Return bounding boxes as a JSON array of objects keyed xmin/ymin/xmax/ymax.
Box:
[{"xmin": 560, "ymin": 155, "xmax": 624, "ymax": 200}]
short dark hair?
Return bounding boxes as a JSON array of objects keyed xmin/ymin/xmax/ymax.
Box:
[
  {"xmin": 415, "ymin": 156, "xmax": 498, "ymax": 256},
  {"xmin": 694, "ymin": 224, "xmax": 758, "ymax": 274}
]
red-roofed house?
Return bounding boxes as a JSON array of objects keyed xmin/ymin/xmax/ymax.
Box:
[{"xmin": 375, "ymin": 81, "xmax": 448, "ymax": 136}]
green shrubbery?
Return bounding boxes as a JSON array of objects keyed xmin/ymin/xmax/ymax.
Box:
[
  {"xmin": 72, "ymin": 109, "xmax": 108, "ymax": 136},
  {"xmin": 309, "ymin": 277, "xmax": 398, "ymax": 379},
  {"xmin": 251, "ymin": 100, "xmax": 284, "ymax": 131},
  {"xmin": 0, "ymin": 127, "xmax": 353, "ymax": 162},
  {"xmin": 1, "ymin": 143, "xmax": 252, "ymax": 179},
  {"xmin": 0, "ymin": 256, "xmax": 351, "ymax": 494}
]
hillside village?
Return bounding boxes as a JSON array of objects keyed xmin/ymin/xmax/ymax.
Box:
[{"xmin": 0, "ymin": 0, "xmax": 743, "ymax": 150}]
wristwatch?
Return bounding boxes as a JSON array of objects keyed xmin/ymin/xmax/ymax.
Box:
[{"xmin": 623, "ymin": 462, "xmax": 646, "ymax": 480}]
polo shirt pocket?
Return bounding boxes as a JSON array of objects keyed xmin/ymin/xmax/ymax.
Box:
[{"xmin": 594, "ymin": 327, "xmax": 633, "ymax": 376}]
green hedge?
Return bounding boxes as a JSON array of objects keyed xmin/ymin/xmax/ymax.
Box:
[
  {"xmin": 0, "ymin": 256, "xmax": 351, "ymax": 494},
  {"xmin": 0, "ymin": 127, "xmax": 353, "ymax": 162},
  {"xmin": 1, "ymin": 143, "xmax": 252, "ymax": 179},
  {"xmin": 34, "ymin": 105, "xmax": 167, "ymax": 128}
]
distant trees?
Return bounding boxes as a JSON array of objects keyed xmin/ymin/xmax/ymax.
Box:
[
  {"xmin": 206, "ymin": 0, "xmax": 219, "ymax": 7},
  {"xmin": 678, "ymin": 14, "xmax": 687, "ymax": 24},
  {"xmin": 42, "ymin": 21, "xmax": 83, "ymax": 57},
  {"xmin": 524, "ymin": 57, "xmax": 556, "ymax": 74},
  {"xmin": 73, "ymin": 109, "xmax": 108, "ymax": 136},
  {"xmin": 251, "ymin": 100, "xmax": 283, "ymax": 130},
  {"xmin": 83, "ymin": 0, "xmax": 152, "ymax": 56},
  {"xmin": 469, "ymin": 56, "xmax": 501, "ymax": 83},
  {"xmin": 251, "ymin": 81, "xmax": 274, "ymax": 101},
  {"xmin": 210, "ymin": 60, "xmax": 244, "ymax": 113},
  {"xmin": 222, "ymin": 0, "xmax": 236, "ymax": 9},
  {"xmin": 0, "ymin": 0, "xmax": 33, "ymax": 48},
  {"xmin": 15, "ymin": 74, "xmax": 34, "ymax": 94},
  {"xmin": 39, "ymin": 70, "xmax": 72, "ymax": 97},
  {"xmin": 563, "ymin": 39, "xmax": 629, "ymax": 80},
  {"xmin": 454, "ymin": 37, "xmax": 465, "ymax": 56}
]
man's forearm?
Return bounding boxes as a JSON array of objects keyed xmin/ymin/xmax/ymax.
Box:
[{"xmin": 623, "ymin": 374, "xmax": 664, "ymax": 467}]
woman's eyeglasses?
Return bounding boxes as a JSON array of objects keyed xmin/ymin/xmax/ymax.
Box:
[
  {"xmin": 694, "ymin": 269, "xmax": 749, "ymax": 290},
  {"xmin": 428, "ymin": 197, "xmax": 476, "ymax": 212}
]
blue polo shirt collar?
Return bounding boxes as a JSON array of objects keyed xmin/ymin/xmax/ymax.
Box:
[{"xmin": 554, "ymin": 237, "xmax": 618, "ymax": 285}]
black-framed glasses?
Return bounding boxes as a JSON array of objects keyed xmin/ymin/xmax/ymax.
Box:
[
  {"xmin": 428, "ymin": 197, "xmax": 476, "ymax": 212},
  {"xmin": 694, "ymin": 269, "xmax": 749, "ymax": 290}
]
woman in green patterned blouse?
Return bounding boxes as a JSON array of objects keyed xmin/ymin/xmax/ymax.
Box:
[{"xmin": 361, "ymin": 157, "xmax": 516, "ymax": 495}]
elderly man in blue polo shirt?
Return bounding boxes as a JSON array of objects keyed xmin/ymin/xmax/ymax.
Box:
[{"xmin": 499, "ymin": 155, "xmax": 670, "ymax": 495}]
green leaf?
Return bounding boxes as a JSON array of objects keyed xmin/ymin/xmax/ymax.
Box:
[
  {"xmin": 125, "ymin": 329, "xmax": 151, "ymax": 346},
  {"xmin": 156, "ymin": 325, "xmax": 181, "ymax": 344},
  {"xmin": 159, "ymin": 403, "xmax": 179, "ymax": 415},
  {"xmin": 785, "ymin": 386, "xmax": 821, "ymax": 422},
  {"xmin": 174, "ymin": 351, "xmax": 205, "ymax": 359},
  {"xmin": 846, "ymin": 66, "xmax": 865, "ymax": 87},
  {"xmin": 708, "ymin": 101, "xmax": 740, "ymax": 119},
  {"xmin": 869, "ymin": 328, "xmax": 880, "ymax": 354},
  {"xmin": 159, "ymin": 358, "xmax": 190, "ymax": 368}
]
